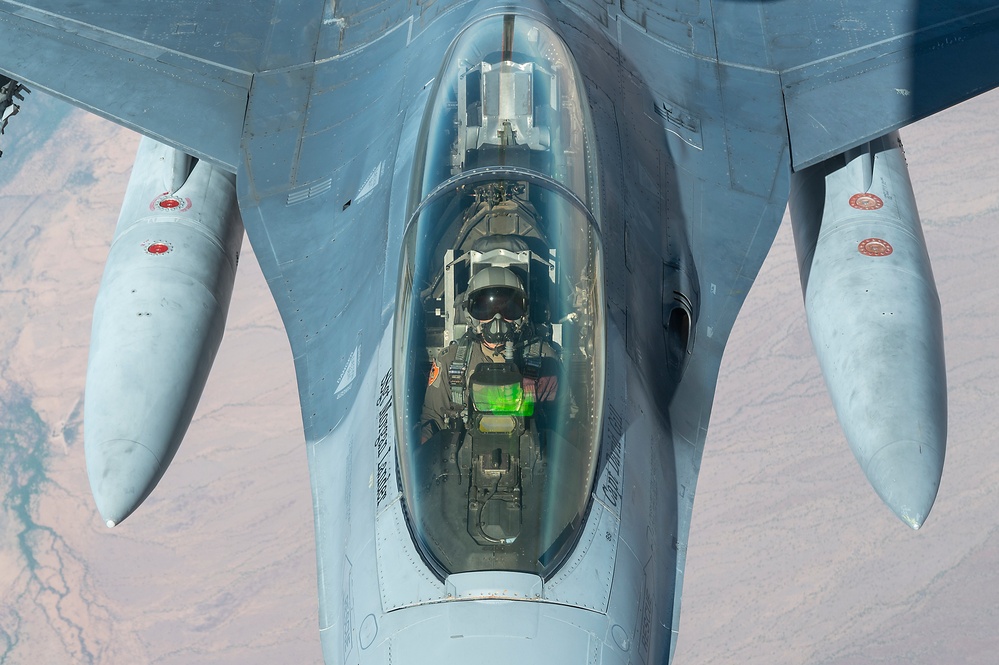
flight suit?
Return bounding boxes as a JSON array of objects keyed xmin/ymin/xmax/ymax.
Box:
[{"xmin": 420, "ymin": 335, "xmax": 561, "ymax": 442}]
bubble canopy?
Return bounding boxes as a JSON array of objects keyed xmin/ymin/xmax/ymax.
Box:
[{"xmin": 395, "ymin": 13, "xmax": 605, "ymax": 578}]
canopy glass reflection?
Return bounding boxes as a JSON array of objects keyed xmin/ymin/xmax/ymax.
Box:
[{"xmin": 395, "ymin": 13, "xmax": 605, "ymax": 578}]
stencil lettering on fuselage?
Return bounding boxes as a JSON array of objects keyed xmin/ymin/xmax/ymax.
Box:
[
  {"xmin": 342, "ymin": 560, "xmax": 353, "ymax": 660},
  {"xmin": 375, "ymin": 369, "xmax": 393, "ymax": 509},
  {"xmin": 637, "ymin": 578, "xmax": 654, "ymax": 663},
  {"xmin": 599, "ymin": 402, "xmax": 625, "ymax": 514}
]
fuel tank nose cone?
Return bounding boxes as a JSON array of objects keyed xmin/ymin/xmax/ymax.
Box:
[
  {"xmin": 866, "ymin": 438, "xmax": 943, "ymax": 529},
  {"xmin": 87, "ymin": 438, "xmax": 162, "ymax": 527}
]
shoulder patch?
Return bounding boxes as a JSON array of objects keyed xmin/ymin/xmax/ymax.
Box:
[{"xmin": 428, "ymin": 360, "xmax": 441, "ymax": 386}]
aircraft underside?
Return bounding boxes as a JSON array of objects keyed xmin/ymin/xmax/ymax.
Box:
[
  {"xmin": 1, "ymin": 0, "xmax": 994, "ymax": 663},
  {"xmin": 80, "ymin": 3, "xmax": 950, "ymax": 663}
]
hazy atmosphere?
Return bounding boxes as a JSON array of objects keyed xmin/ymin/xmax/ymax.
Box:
[{"xmin": 0, "ymin": 88, "xmax": 996, "ymax": 664}]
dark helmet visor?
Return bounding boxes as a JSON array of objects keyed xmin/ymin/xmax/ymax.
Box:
[{"xmin": 467, "ymin": 286, "xmax": 526, "ymax": 321}]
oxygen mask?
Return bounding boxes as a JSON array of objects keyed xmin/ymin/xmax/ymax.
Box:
[{"xmin": 480, "ymin": 313, "xmax": 518, "ymax": 346}]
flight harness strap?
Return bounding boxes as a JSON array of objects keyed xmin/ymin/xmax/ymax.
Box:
[
  {"xmin": 522, "ymin": 339, "xmax": 544, "ymax": 379},
  {"xmin": 449, "ymin": 337, "xmax": 543, "ymax": 422},
  {"xmin": 448, "ymin": 337, "xmax": 474, "ymax": 408}
]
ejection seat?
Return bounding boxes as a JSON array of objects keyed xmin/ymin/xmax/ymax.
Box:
[
  {"xmin": 443, "ymin": 233, "xmax": 561, "ymax": 348},
  {"xmin": 451, "ymin": 57, "xmax": 556, "ymax": 175}
]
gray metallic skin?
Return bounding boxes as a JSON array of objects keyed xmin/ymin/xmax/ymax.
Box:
[
  {"xmin": 790, "ymin": 134, "xmax": 946, "ymax": 529},
  {"xmin": 85, "ymin": 137, "xmax": 243, "ymax": 527},
  {"xmin": 235, "ymin": 3, "xmax": 781, "ymax": 662},
  {"xmin": 2, "ymin": 0, "xmax": 998, "ymax": 662}
]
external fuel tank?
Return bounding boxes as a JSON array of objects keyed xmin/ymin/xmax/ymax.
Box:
[
  {"xmin": 85, "ymin": 137, "xmax": 243, "ymax": 527},
  {"xmin": 790, "ymin": 132, "xmax": 946, "ymax": 529}
]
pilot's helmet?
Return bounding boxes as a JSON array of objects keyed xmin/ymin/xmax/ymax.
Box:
[{"xmin": 466, "ymin": 266, "xmax": 528, "ymax": 345}]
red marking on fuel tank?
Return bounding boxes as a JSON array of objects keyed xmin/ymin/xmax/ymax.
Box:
[
  {"xmin": 858, "ymin": 238, "xmax": 893, "ymax": 257},
  {"xmin": 144, "ymin": 241, "xmax": 173, "ymax": 255},
  {"xmin": 849, "ymin": 193, "xmax": 884, "ymax": 210},
  {"xmin": 150, "ymin": 193, "xmax": 192, "ymax": 211}
]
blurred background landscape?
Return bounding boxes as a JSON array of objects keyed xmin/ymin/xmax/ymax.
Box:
[{"xmin": 0, "ymin": 88, "xmax": 996, "ymax": 664}]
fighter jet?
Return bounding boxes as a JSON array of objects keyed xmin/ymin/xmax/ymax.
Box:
[{"xmin": 1, "ymin": 0, "xmax": 997, "ymax": 663}]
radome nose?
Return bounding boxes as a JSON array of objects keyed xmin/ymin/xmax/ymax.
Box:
[
  {"xmin": 86, "ymin": 438, "xmax": 162, "ymax": 527},
  {"xmin": 865, "ymin": 439, "xmax": 944, "ymax": 529}
]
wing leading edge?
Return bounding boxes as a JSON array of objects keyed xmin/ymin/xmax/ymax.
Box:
[{"xmin": 5, "ymin": 0, "xmax": 998, "ymax": 172}]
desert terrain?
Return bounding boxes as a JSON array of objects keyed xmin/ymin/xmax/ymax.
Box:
[{"xmin": 0, "ymin": 87, "xmax": 996, "ymax": 664}]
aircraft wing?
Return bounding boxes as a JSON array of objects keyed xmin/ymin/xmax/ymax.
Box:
[
  {"xmin": 0, "ymin": 0, "xmax": 356, "ymax": 171},
  {"xmin": 763, "ymin": 1, "xmax": 999, "ymax": 170},
  {"xmin": 581, "ymin": 0, "xmax": 999, "ymax": 172}
]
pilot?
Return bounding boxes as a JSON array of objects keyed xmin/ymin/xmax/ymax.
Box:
[{"xmin": 421, "ymin": 266, "xmax": 562, "ymax": 443}]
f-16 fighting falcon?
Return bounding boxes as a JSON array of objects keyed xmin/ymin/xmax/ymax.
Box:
[{"xmin": 1, "ymin": 0, "xmax": 998, "ymax": 663}]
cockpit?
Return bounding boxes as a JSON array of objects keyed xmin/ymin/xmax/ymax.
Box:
[{"xmin": 395, "ymin": 14, "xmax": 605, "ymax": 578}]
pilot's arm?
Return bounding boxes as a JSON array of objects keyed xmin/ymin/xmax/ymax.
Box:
[
  {"xmin": 525, "ymin": 341, "xmax": 561, "ymax": 402},
  {"xmin": 420, "ymin": 345, "xmax": 458, "ymax": 443},
  {"xmin": 527, "ymin": 340, "xmax": 578, "ymax": 419}
]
